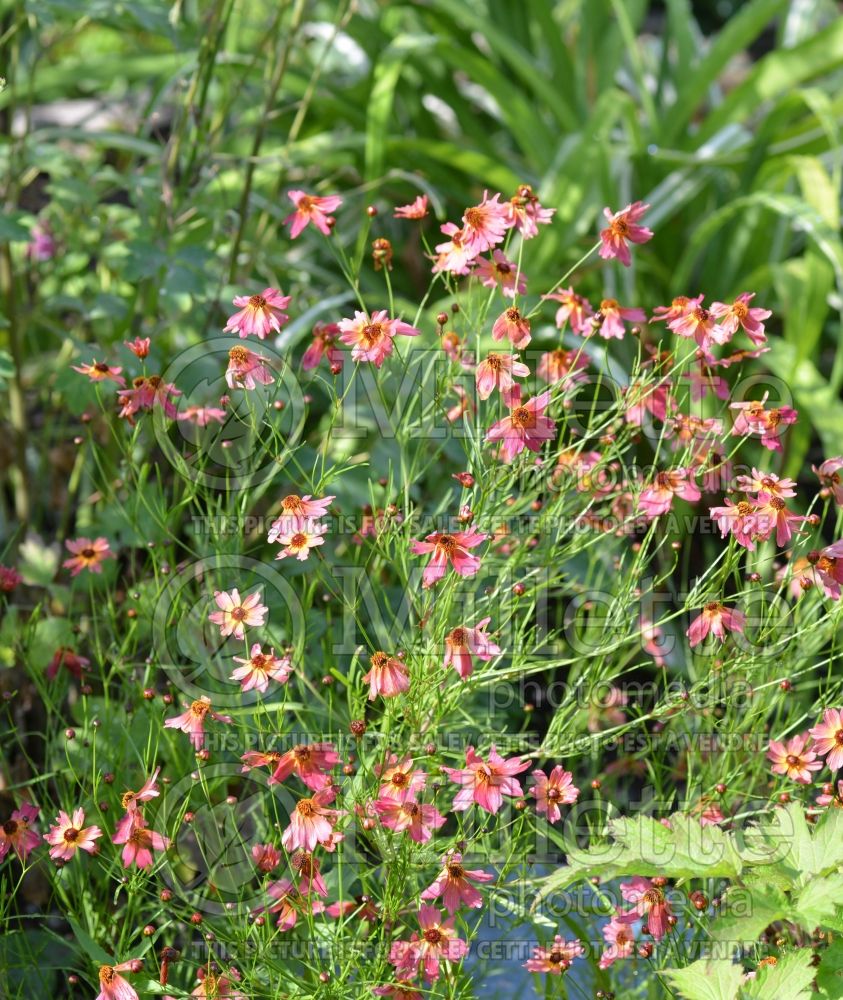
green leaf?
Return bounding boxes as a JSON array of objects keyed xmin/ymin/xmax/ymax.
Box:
[
  {"xmin": 711, "ymin": 884, "xmax": 788, "ymax": 949},
  {"xmin": 663, "ymin": 958, "xmax": 744, "ymax": 1000},
  {"xmin": 739, "ymin": 949, "xmax": 816, "ymax": 999},
  {"xmin": 816, "ymin": 938, "xmax": 843, "ymax": 999},
  {"xmin": 0, "ymin": 212, "xmax": 32, "ymax": 242},
  {"xmin": 794, "ymin": 874, "xmax": 843, "ymax": 932},
  {"xmin": 67, "ymin": 918, "xmax": 112, "ymax": 965}
]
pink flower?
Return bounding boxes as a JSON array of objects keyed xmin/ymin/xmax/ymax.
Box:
[
  {"xmin": 390, "ymin": 905, "xmax": 468, "ymax": 983},
  {"xmin": 63, "ymin": 537, "xmax": 114, "ymax": 577},
  {"xmin": 394, "ymin": 194, "xmax": 428, "ymax": 219},
  {"xmin": 46, "ymin": 646, "xmax": 90, "ymax": 680},
  {"xmin": 537, "ymin": 348, "xmax": 588, "ymax": 386},
  {"xmin": 594, "ymin": 298, "xmax": 646, "ymax": 339},
  {"xmin": 374, "ymin": 797, "xmax": 446, "ymax": 843},
  {"xmin": 443, "ymin": 618, "xmax": 500, "ymax": 680},
  {"xmin": 376, "ymin": 756, "xmax": 427, "ymax": 802},
  {"xmin": 736, "ymin": 469, "xmax": 797, "ymax": 500},
  {"xmin": 473, "ymin": 250, "xmax": 526, "ymax": 298},
  {"xmin": 284, "ymin": 190, "xmax": 342, "ymax": 238},
  {"xmin": 373, "ymin": 982, "xmax": 422, "ymax": 1000},
  {"xmin": 809, "ymin": 708, "xmax": 843, "ymax": 771},
  {"xmin": 442, "ymin": 745, "xmax": 530, "ymax": 814},
  {"xmin": 124, "ymin": 337, "xmax": 150, "ymax": 359},
  {"xmin": 164, "ymin": 696, "xmax": 233, "ymax": 749},
  {"xmin": 461, "ymin": 190, "xmax": 511, "ymax": 254},
  {"xmin": 208, "ymin": 588, "xmax": 268, "ymax": 640},
  {"xmin": 445, "ymin": 384, "xmax": 475, "ymax": 423},
  {"xmin": 811, "ymin": 541, "xmax": 843, "ymax": 599},
  {"xmin": 421, "ymin": 852, "xmax": 493, "ymax": 913},
  {"xmin": 0, "ymin": 803, "xmax": 40, "ymax": 863},
  {"xmin": 363, "ymin": 650, "xmax": 410, "ymax": 700},
  {"xmin": 337, "ymin": 309, "xmax": 420, "ymax": 368},
  {"xmin": 491, "ymin": 306, "xmax": 531, "ymax": 348},
  {"xmin": 530, "ymin": 766, "xmax": 579, "ymax": 823},
  {"xmin": 26, "ymin": 221, "xmax": 56, "ymax": 261},
  {"xmin": 709, "ymin": 498, "xmax": 760, "ymax": 551},
  {"xmin": 112, "ymin": 816, "xmax": 169, "ymax": 870},
  {"xmin": 767, "ymin": 733, "xmax": 822, "ymax": 783},
  {"xmin": 687, "ymin": 603, "xmax": 745, "ymax": 648},
  {"xmin": 97, "ymin": 962, "xmax": 142, "ymax": 1000},
  {"xmin": 190, "ymin": 969, "xmax": 245, "ymax": 999},
  {"xmin": 72, "ymin": 360, "xmax": 125, "ymax": 386},
  {"xmin": 252, "ymin": 842, "xmax": 281, "ymax": 872},
  {"xmin": 44, "ymin": 808, "xmax": 102, "ymax": 861},
  {"xmin": 710, "ymin": 292, "xmax": 770, "ymax": 345},
  {"xmin": 751, "ymin": 496, "xmax": 809, "ymax": 547},
  {"xmin": 432, "ymin": 223, "xmax": 475, "ymax": 275},
  {"xmin": 117, "ymin": 375, "xmax": 181, "ymax": 421},
  {"xmin": 506, "ymin": 183, "xmax": 555, "ymax": 238},
  {"xmin": 815, "ymin": 457, "xmax": 843, "ymax": 505},
  {"xmin": 409, "ymin": 529, "xmax": 487, "ymax": 588},
  {"xmin": 668, "ymin": 297, "xmax": 728, "ymax": 353},
  {"xmin": 267, "ymin": 494, "xmax": 335, "ymax": 539},
  {"xmin": 486, "ymin": 391, "xmax": 556, "ymax": 462},
  {"xmin": 524, "ymin": 935, "xmax": 584, "ymax": 974},
  {"xmin": 731, "ymin": 399, "xmax": 798, "ymax": 452},
  {"xmin": 599, "ymin": 914, "xmax": 636, "ymax": 968},
  {"xmin": 475, "ymin": 352, "xmax": 529, "ymax": 402},
  {"xmin": 543, "ymin": 287, "xmax": 593, "ymax": 334},
  {"xmin": 598, "ymin": 201, "xmax": 653, "ymax": 266},
  {"xmin": 0, "ymin": 564, "xmax": 22, "ymax": 592},
  {"xmin": 638, "ymin": 469, "xmax": 701, "ymax": 518},
  {"xmin": 619, "ymin": 876, "xmax": 672, "ymax": 941},
  {"xmin": 273, "ymin": 522, "xmax": 328, "ymax": 561},
  {"xmin": 268, "ymin": 743, "xmax": 339, "ymax": 790},
  {"xmin": 176, "ymin": 405, "xmax": 227, "ymax": 426},
  {"xmin": 113, "ymin": 768, "xmax": 161, "ymax": 842},
  {"xmin": 225, "ymin": 345, "xmax": 274, "ymax": 390},
  {"xmin": 281, "ymin": 787, "xmax": 339, "ymax": 852},
  {"xmin": 623, "ymin": 380, "xmax": 672, "ymax": 427},
  {"xmin": 231, "ymin": 644, "xmax": 292, "ymax": 693},
  {"xmin": 301, "ymin": 323, "xmax": 342, "ymax": 372},
  {"xmin": 224, "ymin": 288, "xmax": 291, "ymax": 339},
  {"xmin": 651, "ymin": 295, "xmax": 696, "ymax": 326}
]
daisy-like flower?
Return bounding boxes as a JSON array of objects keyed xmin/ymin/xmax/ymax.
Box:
[
  {"xmin": 72, "ymin": 360, "xmax": 125, "ymax": 386},
  {"xmin": 751, "ymin": 495, "xmax": 809, "ymax": 547},
  {"xmin": 231, "ymin": 644, "xmax": 292, "ymax": 693},
  {"xmin": 281, "ymin": 787, "xmax": 340, "ymax": 852},
  {"xmin": 273, "ymin": 522, "xmax": 328, "ymax": 561},
  {"xmin": 302, "ymin": 323, "xmax": 342, "ymax": 372},
  {"xmin": 767, "ymin": 733, "xmax": 822, "ymax": 783},
  {"xmin": 432, "ymin": 223, "xmax": 475, "ymax": 275},
  {"xmin": 599, "ymin": 201, "xmax": 653, "ymax": 266},
  {"xmin": 524, "ymin": 935, "xmax": 584, "ymax": 975},
  {"xmin": 651, "ymin": 295, "xmax": 696, "ymax": 326},
  {"xmin": 618, "ymin": 876, "xmax": 672, "ymax": 940},
  {"xmin": 191, "ymin": 969, "xmax": 246, "ymax": 999},
  {"xmin": 443, "ymin": 618, "xmax": 500, "ymax": 680},
  {"xmin": 284, "ymin": 190, "xmax": 342, "ymax": 238},
  {"xmin": 394, "ymin": 194, "xmax": 429, "ymax": 219},
  {"xmin": 709, "ymin": 498, "xmax": 760, "ymax": 551},
  {"xmin": 736, "ymin": 469, "xmax": 797, "ymax": 499},
  {"xmin": 687, "ymin": 603, "xmax": 745, "ymax": 648},
  {"xmin": 442, "ymin": 745, "xmax": 530, "ymax": 814},
  {"xmin": 96, "ymin": 961, "xmax": 142, "ymax": 1000},
  {"xmin": 113, "ymin": 768, "xmax": 161, "ymax": 842},
  {"xmin": 421, "ymin": 852, "xmax": 493, "ymax": 913},
  {"xmin": 44, "ymin": 808, "xmax": 102, "ymax": 861},
  {"xmin": 117, "ymin": 375, "xmax": 181, "ymax": 421},
  {"xmin": 809, "ymin": 540, "xmax": 843, "ymax": 600},
  {"xmin": 124, "ymin": 337, "xmax": 150, "ymax": 359},
  {"xmin": 486, "ymin": 391, "xmax": 556, "ymax": 462},
  {"xmin": 289, "ymin": 849, "xmax": 328, "ymax": 897},
  {"xmin": 537, "ymin": 348, "xmax": 588, "ymax": 386},
  {"xmin": 63, "ymin": 537, "xmax": 114, "ymax": 577},
  {"xmin": 268, "ymin": 743, "xmax": 340, "ymax": 790},
  {"xmin": 376, "ymin": 755, "xmax": 427, "ymax": 802},
  {"xmin": 809, "ymin": 709, "xmax": 843, "ymax": 771},
  {"xmin": 409, "ymin": 529, "xmax": 487, "ymax": 588},
  {"xmin": 0, "ymin": 803, "xmax": 40, "ymax": 863},
  {"xmin": 474, "ymin": 352, "xmax": 529, "ymax": 402},
  {"xmin": 506, "ymin": 183, "xmax": 555, "ymax": 238},
  {"xmin": 543, "ymin": 287, "xmax": 593, "ymax": 335},
  {"xmin": 374, "ymin": 797, "xmax": 446, "ymax": 843},
  {"xmin": 164, "ymin": 696, "xmax": 233, "ymax": 749},
  {"xmin": 393, "ymin": 905, "xmax": 469, "ymax": 983},
  {"xmin": 473, "ymin": 250, "xmax": 526, "ymax": 298},
  {"xmin": 112, "ymin": 816, "xmax": 169, "ymax": 870},
  {"xmin": 814, "ymin": 457, "xmax": 843, "ymax": 505},
  {"xmin": 176, "ymin": 405, "xmax": 227, "ymax": 426},
  {"xmin": 593, "ymin": 298, "xmax": 646, "ymax": 340},
  {"xmin": 710, "ymin": 292, "xmax": 770, "ymax": 345},
  {"xmin": 225, "ymin": 345, "xmax": 274, "ymax": 390},
  {"xmin": 638, "ymin": 469, "xmax": 701, "ymax": 519},
  {"xmin": 491, "ymin": 305, "xmax": 531, "ymax": 348},
  {"xmin": 731, "ymin": 399, "xmax": 798, "ymax": 452},
  {"xmin": 461, "ymin": 190, "xmax": 511, "ymax": 254},
  {"xmin": 599, "ymin": 914, "xmax": 636, "ymax": 969},
  {"xmin": 208, "ymin": 588, "xmax": 268, "ymax": 640},
  {"xmin": 224, "ymin": 288, "xmax": 290, "ymax": 340},
  {"xmin": 363, "ymin": 650, "xmax": 410, "ymax": 700},
  {"xmin": 46, "ymin": 646, "xmax": 90, "ymax": 680},
  {"xmin": 267, "ymin": 494, "xmax": 335, "ymax": 540},
  {"xmin": 530, "ymin": 766, "xmax": 579, "ymax": 823},
  {"xmin": 668, "ymin": 298, "xmax": 728, "ymax": 354},
  {"xmin": 337, "ymin": 309, "xmax": 420, "ymax": 368}
]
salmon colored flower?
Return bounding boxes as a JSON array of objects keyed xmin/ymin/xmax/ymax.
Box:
[
  {"xmin": 164, "ymin": 695, "xmax": 233, "ymax": 749},
  {"xmin": 208, "ymin": 588, "xmax": 268, "ymax": 640},
  {"xmin": 421, "ymin": 852, "xmax": 493, "ymax": 913},
  {"xmin": 72, "ymin": 360, "xmax": 125, "ymax": 385},
  {"xmin": 594, "ymin": 298, "xmax": 646, "ymax": 340},
  {"xmin": 530, "ymin": 766, "xmax": 579, "ymax": 823},
  {"xmin": 638, "ymin": 469, "xmax": 701, "ymax": 518},
  {"xmin": 432, "ymin": 223, "xmax": 475, "ymax": 275},
  {"xmin": 113, "ymin": 768, "xmax": 161, "ymax": 842},
  {"xmin": 252, "ymin": 842, "xmax": 281, "ymax": 872},
  {"xmin": 473, "ymin": 250, "xmax": 526, "ymax": 298},
  {"xmin": 814, "ymin": 457, "xmax": 843, "ymax": 505},
  {"xmin": 96, "ymin": 961, "xmax": 142, "ymax": 1000},
  {"xmin": 281, "ymin": 787, "xmax": 339, "ymax": 852},
  {"xmin": 751, "ymin": 495, "xmax": 809, "ymax": 547},
  {"xmin": 619, "ymin": 876, "xmax": 672, "ymax": 940},
  {"xmin": 225, "ymin": 345, "xmax": 274, "ymax": 390},
  {"xmin": 44, "ymin": 808, "xmax": 102, "ymax": 861},
  {"xmin": 809, "ymin": 709, "xmax": 843, "ymax": 771},
  {"xmin": 117, "ymin": 375, "xmax": 181, "ymax": 421},
  {"xmin": 124, "ymin": 337, "xmax": 150, "ymax": 359},
  {"xmin": 731, "ymin": 399, "xmax": 798, "ymax": 452},
  {"xmin": 687, "ymin": 603, "xmax": 745, "ymax": 648},
  {"xmin": 709, "ymin": 498, "xmax": 760, "ymax": 551},
  {"xmin": 710, "ymin": 292, "xmax": 770, "ymax": 345},
  {"xmin": 376, "ymin": 755, "xmax": 427, "ymax": 802},
  {"xmin": 736, "ymin": 469, "xmax": 797, "ymax": 500},
  {"xmin": 374, "ymin": 797, "xmax": 446, "ymax": 843},
  {"xmin": 491, "ymin": 305, "xmax": 531, "ymax": 348},
  {"xmin": 599, "ymin": 201, "xmax": 653, "ymax": 266},
  {"xmin": 112, "ymin": 816, "xmax": 169, "ymax": 869},
  {"xmin": 767, "ymin": 733, "xmax": 821, "ymax": 783},
  {"xmin": 486, "ymin": 391, "xmax": 556, "ymax": 462},
  {"xmin": 651, "ymin": 295, "xmax": 696, "ymax": 326},
  {"xmin": 338, "ymin": 309, "xmax": 420, "ymax": 368},
  {"xmin": 445, "ymin": 384, "xmax": 475, "ymax": 423},
  {"xmin": 537, "ymin": 348, "xmax": 588, "ymax": 386},
  {"xmin": 443, "ymin": 618, "xmax": 500, "ymax": 680},
  {"xmin": 46, "ymin": 646, "xmax": 90, "ymax": 680},
  {"xmin": 176, "ymin": 405, "xmax": 227, "ymax": 426},
  {"xmin": 257, "ymin": 879, "xmax": 309, "ymax": 931},
  {"xmin": 543, "ymin": 287, "xmax": 593, "ymax": 334},
  {"xmin": 668, "ymin": 297, "xmax": 728, "ymax": 354},
  {"xmin": 373, "ymin": 982, "xmax": 422, "ymax": 1000},
  {"xmin": 524, "ymin": 935, "xmax": 583, "ymax": 974},
  {"xmin": 363, "ymin": 650, "xmax": 410, "ymax": 700},
  {"xmin": 809, "ymin": 541, "xmax": 843, "ymax": 599},
  {"xmin": 231, "ymin": 644, "xmax": 292, "ymax": 693},
  {"xmin": 475, "ymin": 352, "xmax": 529, "ymax": 402},
  {"xmin": 442, "ymin": 745, "xmax": 530, "ymax": 814},
  {"xmin": 461, "ymin": 190, "xmax": 511, "ymax": 254},
  {"xmin": 224, "ymin": 288, "xmax": 290, "ymax": 339},
  {"xmin": 63, "ymin": 537, "xmax": 114, "ymax": 577},
  {"xmin": 190, "ymin": 968, "xmax": 245, "ymax": 999},
  {"xmin": 394, "ymin": 194, "xmax": 429, "ymax": 219},
  {"xmin": 506, "ymin": 183, "xmax": 555, "ymax": 238},
  {"xmin": 623, "ymin": 380, "xmax": 673, "ymax": 427},
  {"xmin": 267, "ymin": 494, "xmax": 334, "ymax": 540},
  {"xmin": 391, "ymin": 905, "xmax": 469, "ymax": 983},
  {"xmin": 410, "ymin": 529, "xmax": 487, "ymax": 588},
  {"xmin": 273, "ymin": 522, "xmax": 328, "ymax": 561},
  {"xmin": 285, "ymin": 190, "xmax": 342, "ymax": 238},
  {"xmin": 0, "ymin": 803, "xmax": 40, "ymax": 863},
  {"xmin": 302, "ymin": 323, "xmax": 342, "ymax": 372},
  {"xmin": 268, "ymin": 743, "xmax": 339, "ymax": 790},
  {"xmin": 599, "ymin": 914, "xmax": 636, "ymax": 968}
]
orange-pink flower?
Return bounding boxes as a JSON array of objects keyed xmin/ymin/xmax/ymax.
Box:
[
  {"xmin": 208, "ymin": 588, "xmax": 268, "ymax": 640},
  {"xmin": 63, "ymin": 537, "xmax": 114, "ymax": 577},
  {"xmin": 442, "ymin": 745, "xmax": 530, "ymax": 814},
  {"xmin": 281, "ymin": 787, "xmax": 340, "ymax": 852},
  {"xmin": 598, "ymin": 201, "xmax": 653, "ymax": 267},
  {"xmin": 486, "ymin": 391, "xmax": 556, "ymax": 462},
  {"xmin": 164, "ymin": 695, "xmax": 233, "ymax": 749},
  {"xmin": 530, "ymin": 765, "xmax": 579, "ymax": 823},
  {"xmin": 767, "ymin": 733, "xmax": 821, "ymax": 784},
  {"xmin": 393, "ymin": 194, "xmax": 429, "ymax": 219},
  {"xmin": 231, "ymin": 643, "xmax": 292, "ymax": 693},
  {"xmin": 686, "ymin": 603, "xmax": 745, "ymax": 647},
  {"xmin": 96, "ymin": 961, "xmax": 142, "ymax": 1000},
  {"xmin": 0, "ymin": 803, "xmax": 40, "ymax": 862},
  {"xmin": 44, "ymin": 808, "xmax": 102, "ymax": 861},
  {"xmin": 72, "ymin": 359, "xmax": 125, "ymax": 386},
  {"xmin": 443, "ymin": 618, "xmax": 500, "ymax": 680},
  {"xmin": 284, "ymin": 190, "xmax": 342, "ymax": 238},
  {"xmin": 337, "ymin": 309, "xmax": 419, "ymax": 368},
  {"xmin": 224, "ymin": 288, "xmax": 290, "ymax": 339},
  {"xmin": 363, "ymin": 650, "xmax": 410, "ymax": 700},
  {"xmin": 524, "ymin": 935, "xmax": 584, "ymax": 974},
  {"xmin": 809, "ymin": 708, "xmax": 843, "ymax": 771},
  {"xmin": 409, "ymin": 529, "xmax": 487, "ymax": 588},
  {"xmin": 420, "ymin": 851, "xmax": 493, "ymax": 913}
]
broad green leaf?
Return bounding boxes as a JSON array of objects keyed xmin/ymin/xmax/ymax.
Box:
[
  {"xmin": 663, "ymin": 958, "xmax": 744, "ymax": 1000},
  {"xmin": 711, "ymin": 884, "xmax": 787, "ymax": 948},
  {"xmin": 740, "ymin": 949, "xmax": 816, "ymax": 999},
  {"xmin": 794, "ymin": 874, "xmax": 843, "ymax": 931},
  {"xmin": 816, "ymin": 938, "xmax": 843, "ymax": 999}
]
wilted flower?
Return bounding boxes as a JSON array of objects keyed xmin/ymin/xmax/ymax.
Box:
[
  {"xmin": 506, "ymin": 183, "xmax": 554, "ymax": 238},
  {"xmin": 46, "ymin": 646, "xmax": 90, "ymax": 680},
  {"xmin": 363, "ymin": 650, "xmax": 410, "ymax": 700},
  {"xmin": 117, "ymin": 375, "xmax": 181, "ymax": 421},
  {"xmin": 687, "ymin": 603, "xmax": 745, "ymax": 648}
]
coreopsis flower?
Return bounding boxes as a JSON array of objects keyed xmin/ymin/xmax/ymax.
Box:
[
  {"xmin": 814, "ymin": 457, "xmax": 843, "ymax": 505},
  {"xmin": 268, "ymin": 743, "xmax": 340, "ymax": 790},
  {"xmin": 536, "ymin": 348, "xmax": 588, "ymax": 386},
  {"xmin": 731, "ymin": 399, "xmax": 798, "ymax": 452},
  {"xmin": 286, "ymin": 849, "xmax": 327, "ymax": 897},
  {"xmin": 301, "ymin": 322, "xmax": 342, "ymax": 371},
  {"xmin": 96, "ymin": 962, "xmax": 142, "ymax": 1000},
  {"xmin": 552, "ymin": 448, "xmax": 604, "ymax": 492},
  {"xmin": 736, "ymin": 469, "xmax": 797, "ymax": 500},
  {"xmin": 337, "ymin": 309, "xmax": 420, "ymax": 368},
  {"xmin": 124, "ymin": 336, "xmax": 150, "ymax": 359},
  {"xmin": 421, "ymin": 852, "xmax": 494, "ymax": 913},
  {"xmin": 809, "ymin": 709, "xmax": 843, "ymax": 771},
  {"xmin": 363, "ymin": 650, "xmax": 410, "ymax": 700},
  {"xmin": 72, "ymin": 360, "xmax": 125, "ymax": 386},
  {"xmin": 112, "ymin": 816, "xmax": 169, "ymax": 869},
  {"xmin": 225, "ymin": 345, "xmax": 274, "ymax": 390},
  {"xmin": 491, "ymin": 305, "xmax": 531, "ymax": 348},
  {"xmin": 281, "ymin": 787, "xmax": 340, "ymax": 852},
  {"xmin": 231, "ymin": 644, "xmax": 292, "ymax": 693},
  {"xmin": 640, "ymin": 617, "xmax": 666, "ymax": 667},
  {"xmin": 506, "ymin": 183, "xmax": 555, "ymax": 238},
  {"xmin": 599, "ymin": 914, "xmax": 636, "ymax": 968},
  {"xmin": 751, "ymin": 495, "xmax": 809, "ymax": 547},
  {"xmin": 598, "ymin": 201, "xmax": 653, "ymax": 266},
  {"xmin": 376, "ymin": 755, "xmax": 427, "ymax": 802},
  {"xmin": 543, "ymin": 287, "xmax": 593, "ymax": 334},
  {"xmin": 0, "ymin": 565, "xmax": 22, "ymax": 592},
  {"xmin": 257, "ymin": 879, "xmax": 306, "ymax": 931},
  {"xmin": 432, "ymin": 222, "xmax": 475, "ymax": 274},
  {"xmin": 486, "ymin": 392, "xmax": 556, "ymax": 462},
  {"xmin": 326, "ymin": 896, "xmax": 379, "ymax": 922},
  {"xmin": 267, "ymin": 494, "xmax": 335, "ymax": 540},
  {"xmin": 445, "ymin": 384, "xmax": 475, "ymax": 423},
  {"xmin": 374, "ymin": 797, "xmax": 446, "ymax": 843},
  {"xmin": 473, "ymin": 250, "xmax": 526, "ymax": 298},
  {"xmin": 164, "ymin": 696, "xmax": 233, "ymax": 749},
  {"xmin": 530, "ymin": 766, "xmax": 579, "ymax": 823},
  {"xmin": 668, "ymin": 298, "xmax": 727, "ymax": 353},
  {"xmin": 623, "ymin": 380, "xmax": 673, "ymax": 427},
  {"xmin": 44, "ymin": 808, "xmax": 102, "ymax": 861},
  {"xmin": 593, "ymin": 299, "xmax": 646, "ymax": 340},
  {"xmin": 46, "ymin": 646, "xmax": 90, "ymax": 680},
  {"xmin": 686, "ymin": 603, "xmax": 745, "ymax": 648},
  {"xmin": 113, "ymin": 768, "xmax": 161, "ymax": 842},
  {"xmin": 710, "ymin": 498, "xmax": 760, "ymax": 550},
  {"xmin": 442, "ymin": 745, "xmax": 530, "ymax": 814},
  {"xmin": 474, "ymin": 352, "xmax": 529, "ymax": 402},
  {"xmin": 651, "ymin": 295, "xmax": 697, "ymax": 326},
  {"xmin": 0, "ymin": 803, "xmax": 40, "ymax": 862},
  {"xmin": 638, "ymin": 469, "xmax": 701, "ymax": 518},
  {"xmin": 710, "ymin": 292, "xmax": 770, "ymax": 345},
  {"xmin": 461, "ymin": 190, "xmax": 511, "ymax": 254},
  {"xmin": 767, "ymin": 734, "xmax": 821, "ymax": 784},
  {"xmin": 191, "ymin": 969, "xmax": 246, "ymax": 999},
  {"xmin": 224, "ymin": 288, "xmax": 290, "ymax": 339},
  {"xmin": 176, "ymin": 405, "xmax": 227, "ymax": 426},
  {"xmin": 117, "ymin": 375, "xmax": 181, "ymax": 421},
  {"xmin": 524, "ymin": 935, "xmax": 584, "ymax": 974},
  {"xmin": 391, "ymin": 905, "xmax": 469, "ymax": 983},
  {"xmin": 409, "ymin": 529, "xmax": 487, "ymax": 588},
  {"xmin": 443, "ymin": 618, "xmax": 500, "ymax": 680},
  {"xmin": 284, "ymin": 190, "xmax": 342, "ymax": 238},
  {"xmin": 273, "ymin": 522, "xmax": 328, "ymax": 561},
  {"xmin": 63, "ymin": 537, "xmax": 114, "ymax": 577},
  {"xmin": 809, "ymin": 540, "xmax": 843, "ymax": 599},
  {"xmin": 373, "ymin": 982, "xmax": 422, "ymax": 1000},
  {"xmin": 252, "ymin": 842, "xmax": 281, "ymax": 873},
  {"xmin": 394, "ymin": 194, "xmax": 429, "ymax": 219},
  {"xmin": 26, "ymin": 221, "xmax": 56, "ymax": 261},
  {"xmin": 619, "ymin": 876, "xmax": 672, "ymax": 940},
  {"xmin": 208, "ymin": 588, "xmax": 268, "ymax": 640}
]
